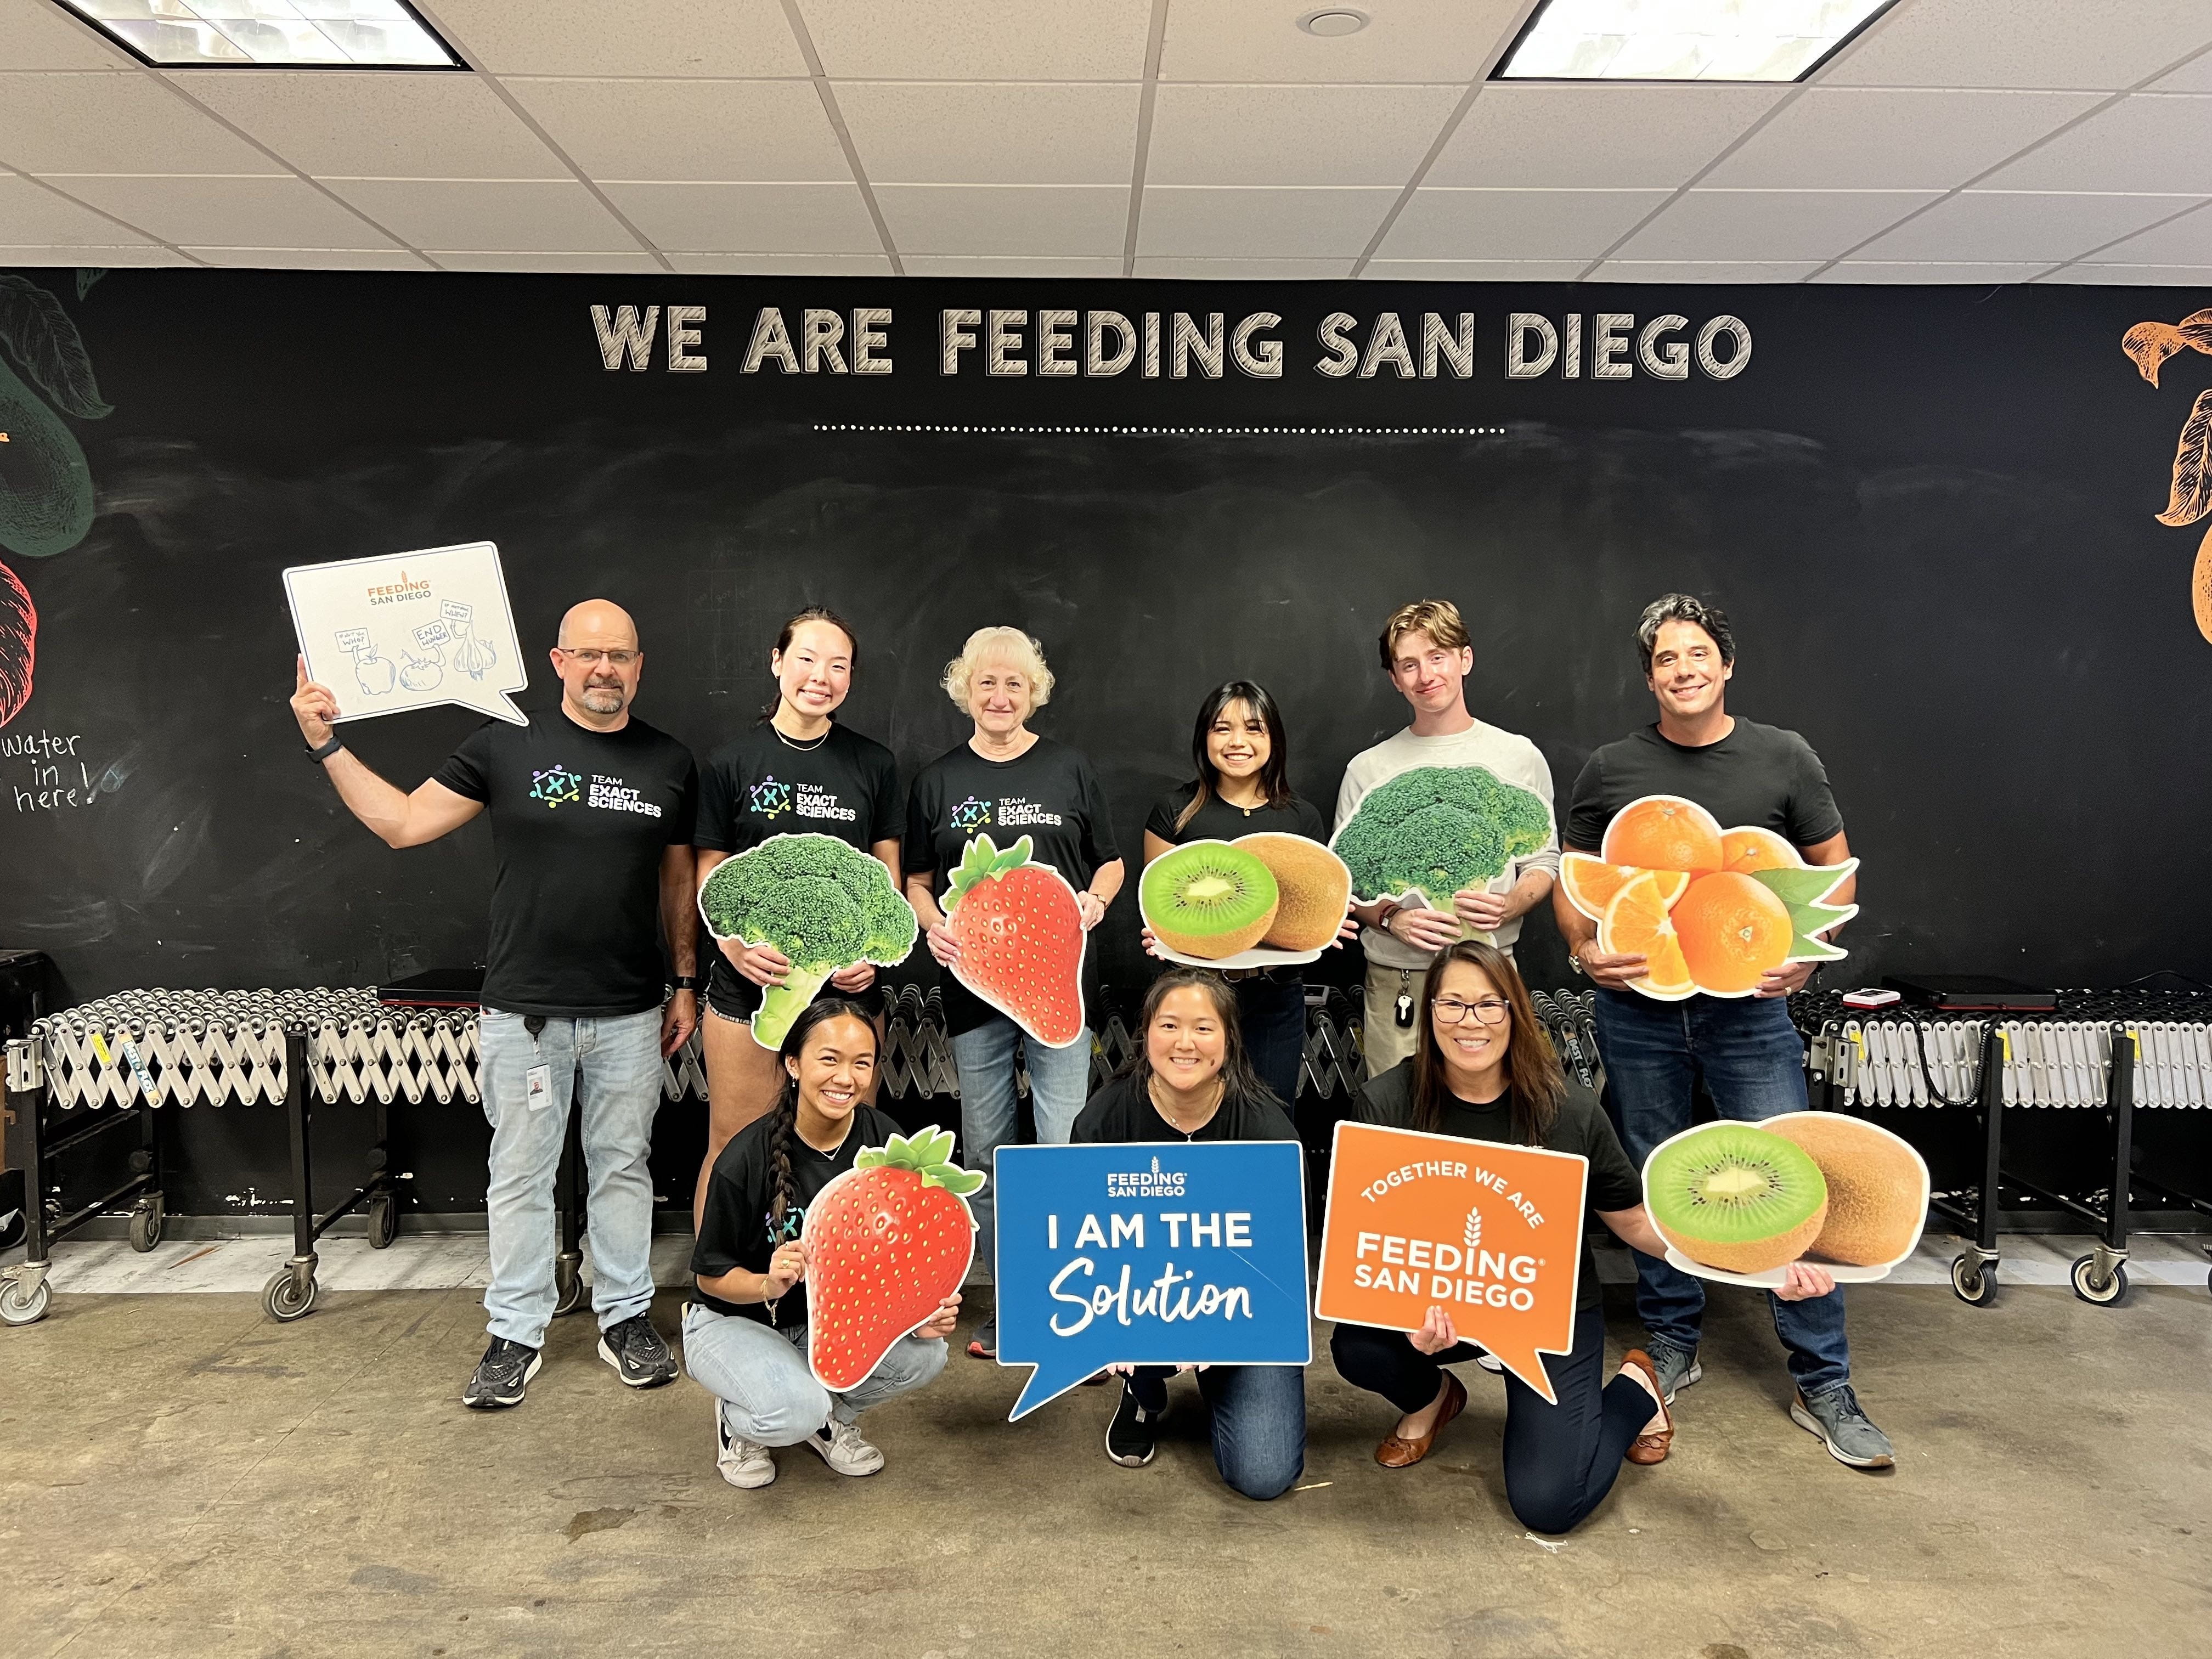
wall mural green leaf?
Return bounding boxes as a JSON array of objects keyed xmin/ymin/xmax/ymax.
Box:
[{"xmin": 0, "ymin": 273, "xmax": 113, "ymax": 420}]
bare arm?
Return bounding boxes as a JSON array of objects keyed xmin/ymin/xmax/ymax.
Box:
[
  {"xmin": 1454, "ymin": 864, "xmax": 1555, "ymax": 934},
  {"xmin": 1079, "ymin": 857, "xmax": 1126, "ymax": 931},
  {"xmin": 291, "ymin": 656, "xmax": 482, "ymax": 848},
  {"xmin": 1552, "ymin": 842, "xmax": 1647, "ymax": 990},
  {"xmin": 659, "ymin": 844, "xmax": 698, "ymax": 1054}
]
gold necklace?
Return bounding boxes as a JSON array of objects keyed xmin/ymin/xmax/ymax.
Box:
[{"xmin": 1148, "ymin": 1074, "xmax": 1224, "ymax": 1136}]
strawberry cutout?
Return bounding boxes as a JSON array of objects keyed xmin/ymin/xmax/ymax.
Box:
[
  {"xmin": 942, "ymin": 832, "xmax": 1088, "ymax": 1049},
  {"xmin": 804, "ymin": 1126, "xmax": 986, "ymax": 1392}
]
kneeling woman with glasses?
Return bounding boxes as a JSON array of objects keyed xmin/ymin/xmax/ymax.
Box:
[{"xmin": 1329, "ymin": 941, "xmax": 1833, "ymax": 1534}]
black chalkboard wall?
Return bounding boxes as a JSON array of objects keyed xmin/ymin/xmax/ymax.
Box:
[{"xmin": 3, "ymin": 270, "xmax": 2208, "ymax": 1217}]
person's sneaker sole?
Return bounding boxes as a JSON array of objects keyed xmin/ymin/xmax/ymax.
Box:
[
  {"xmin": 461, "ymin": 1349, "xmax": 542, "ymax": 1409},
  {"xmin": 1788, "ymin": 1400, "xmax": 1895, "ymax": 1469},
  {"xmin": 1661, "ymin": 1359, "xmax": 1702, "ymax": 1406},
  {"xmin": 596, "ymin": 1335, "xmax": 678, "ymax": 1388}
]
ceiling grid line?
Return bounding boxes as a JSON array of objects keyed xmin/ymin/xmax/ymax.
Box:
[
  {"xmin": 0, "ymin": 157, "xmax": 211, "ymax": 266},
  {"xmin": 1119, "ymin": 0, "xmax": 1172, "ymax": 279},
  {"xmin": 779, "ymin": 0, "xmax": 902, "ymax": 276}
]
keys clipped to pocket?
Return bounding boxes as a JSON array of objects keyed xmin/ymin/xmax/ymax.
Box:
[{"xmin": 1394, "ymin": 972, "xmax": 1415, "ymax": 1029}]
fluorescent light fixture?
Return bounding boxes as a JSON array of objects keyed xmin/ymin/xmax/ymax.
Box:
[
  {"xmin": 54, "ymin": 0, "xmax": 461, "ymax": 67},
  {"xmin": 1494, "ymin": 0, "xmax": 1898, "ymax": 83}
]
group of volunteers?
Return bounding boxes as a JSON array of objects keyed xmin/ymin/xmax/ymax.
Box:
[{"xmin": 287, "ymin": 583, "xmax": 1886, "ymax": 1534}]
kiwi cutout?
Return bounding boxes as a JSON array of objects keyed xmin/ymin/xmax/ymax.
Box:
[
  {"xmin": 1143, "ymin": 840, "xmax": 1280, "ymax": 961},
  {"xmin": 1764, "ymin": 1114, "xmax": 1926, "ymax": 1267},
  {"xmin": 1235, "ymin": 832, "xmax": 1352, "ymax": 953},
  {"xmin": 1645, "ymin": 1122, "xmax": 1829, "ymax": 1276}
]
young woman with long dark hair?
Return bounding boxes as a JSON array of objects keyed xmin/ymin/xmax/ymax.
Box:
[
  {"xmin": 1329, "ymin": 940, "xmax": 1836, "ymax": 1534},
  {"xmin": 684, "ymin": 998, "xmax": 958, "ymax": 1489}
]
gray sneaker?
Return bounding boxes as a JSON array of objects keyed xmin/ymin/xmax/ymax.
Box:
[
  {"xmin": 1791, "ymin": 1385, "xmax": 1895, "ymax": 1469},
  {"xmin": 1646, "ymin": 1340, "xmax": 1702, "ymax": 1404}
]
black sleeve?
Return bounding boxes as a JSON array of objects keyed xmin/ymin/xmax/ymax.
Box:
[
  {"xmin": 695, "ymin": 748, "xmax": 736, "ymax": 851},
  {"xmin": 1247, "ymin": 1093, "xmax": 1301, "ymax": 1142},
  {"xmin": 1352, "ymin": 1064, "xmax": 1411, "ymax": 1128},
  {"xmin": 867, "ymin": 745, "xmax": 902, "ymax": 849},
  {"xmin": 667, "ymin": 753, "xmax": 699, "ymax": 845},
  {"xmin": 691, "ymin": 1136, "xmax": 766, "ymax": 1281},
  {"xmin": 1289, "ymin": 797, "xmax": 1329, "ymax": 842},
  {"xmin": 1783, "ymin": 734, "xmax": 1845, "ymax": 848},
  {"xmin": 1078, "ymin": 754, "xmax": 1121, "ymax": 869},
  {"xmin": 1562, "ymin": 751, "xmax": 1609, "ymax": 852},
  {"xmin": 430, "ymin": 722, "xmax": 496, "ymax": 802},
  {"xmin": 902, "ymin": 766, "xmax": 940, "ymax": 882},
  {"xmin": 1144, "ymin": 786, "xmax": 1192, "ymax": 845},
  {"xmin": 1577, "ymin": 1098, "xmax": 1643, "ymax": 1212}
]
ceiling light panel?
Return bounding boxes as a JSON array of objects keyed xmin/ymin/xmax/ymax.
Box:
[
  {"xmin": 55, "ymin": 0, "xmax": 460, "ymax": 67},
  {"xmin": 1497, "ymin": 0, "xmax": 1897, "ymax": 83}
]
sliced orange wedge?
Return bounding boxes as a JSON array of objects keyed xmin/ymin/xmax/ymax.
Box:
[
  {"xmin": 1600, "ymin": 870, "xmax": 1695, "ymax": 998},
  {"xmin": 1561, "ymin": 854, "xmax": 1689, "ymax": 922}
]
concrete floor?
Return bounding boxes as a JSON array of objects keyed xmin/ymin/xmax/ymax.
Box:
[{"xmin": 3, "ymin": 1274, "xmax": 2208, "ymax": 1659}]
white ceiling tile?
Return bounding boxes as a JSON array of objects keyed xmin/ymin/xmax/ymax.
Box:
[
  {"xmin": 1132, "ymin": 256, "xmax": 1352, "ymax": 278},
  {"xmin": 422, "ymin": 0, "xmax": 807, "ymax": 77},
  {"xmin": 1429, "ymin": 84, "xmax": 1784, "ymax": 189},
  {"xmin": 0, "ymin": 0, "xmax": 134, "ymax": 69},
  {"xmin": 838, "ymin": 82, "xmax": 1139, "ymax": 185},
  {"xmin": 0, "ymin": 174, "xmax": 156, "ymax": 245},
  {"xmin": 905, "ymin": 256, "xmax": 1126, "ymax": 275},
  {"xmin": 802, "ymin": 0, "xmax": 1153, "ymax": 80},
  {"xmin": 599, "ymin": 180, "xmax": 881, "ymax": 252},
  {"xmin": 1813, "ymin": 261, "xmax": 2058, "ymax": 283},
  {"xmin": 0, "ymin": 74, "xmax": 281, "ymax": 174},
  {"xmin": 1148, "ymin": 83, "xmax": 1463, "ymax": 188},
  {"xmin": 504, "ymin": 78, "xmax": 848, "ymax": 182},
  {"xmin": 171, "ymin": 71, "xmax": 566, "ymax": 181},
  {"xmin": 1380, "ymin": 189, "xmax": 1671, "ymax": 261},
  {"xmin": 1704, "ymin": 89, "xmax": 2102, "ymax": 190},
  {"xmin": 321, "ymin": 178, "xmax": 628, "ymax": 251},
  {"xmin": 874, "ymin": 183, "xmax": 1127, "ymax": 255},
  {"xmin": 1978, "ymin": 94, "xmax": 2212, "ymax": 193},
  {"xmin": 50, "ymin": 175, "xmax": 399, "ymax": 249},
  {"xmin": 1617, "ymin": 189, "xmax": 1939, "ymax": 261},
  {"xmin": 2082, "ymin": 201, "xmax": 2212, "ymax": 263},
  {"xmin": 0, "ymin": 245, "xmax": 187, "ymax": 266},
  {"xmin": 666, "ymin": 253, "xmax": 895, "ymax": 273},
  {"xmin": 185, "ymin": 246, "xmax": 437, "ymax": 269},
  {"xmin": 1139, "ymin": 185, "xmax": 1395, "ymax": 256},
  {"xmin": 2148, "ymin": 52, "xmax": 2212, "ymax": 92},
  {"xmin": 1160, "ymin": 0, "xmax": 1525, "ymax": 83},
  {"xmin": 426, "ymin": 250, "xmax": 668, "ymax": 272},
  {"xmin": 1824, "ymin": 1, "xmax": 2212, "ymax": 91},
  {"xmin": 2039, "ymin": 262, "xmax": 2212, "ymax": 284},
  {"xmin": 1589, "ymin": 262, "xmax": 1819, "ymax": 282},
  {"xmin": 1853, "ymin": 190, "xmax": 2198, "ymax": 262},
  {"xmin": 1362, "ymin": 258, "xmax": 1589, "ymax": 280}
]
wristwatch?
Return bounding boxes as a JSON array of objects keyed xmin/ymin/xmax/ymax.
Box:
[
  {"xmin": 304, "ymin": 734, "xmax": 345, "ymax": 764},
  {"xmin": 670, "ymin": 974, "xmax": 702, "ymax": 993},
  {"xmin": 1567, "ymin": 951, "xmax": 1587, "ymax": 978}
]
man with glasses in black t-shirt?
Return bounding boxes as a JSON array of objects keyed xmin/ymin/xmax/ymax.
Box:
[{"xmin": 291, "ymin": 599, "xmax": 699, "ymax": 1410}]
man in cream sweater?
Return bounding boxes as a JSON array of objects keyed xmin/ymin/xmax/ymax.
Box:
[{"xmin": 1334, "ymin": 599, "xmax": 1559, "ymax": 1076}]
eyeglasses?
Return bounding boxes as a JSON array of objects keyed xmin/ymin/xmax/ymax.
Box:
[
  {"xmin": 558, "ymin": 648, "xmax": 637, "ymax": 667},
  {"xmin": 1433, "ymin": 996, "xmax": 1510, "ymax": 1026}
]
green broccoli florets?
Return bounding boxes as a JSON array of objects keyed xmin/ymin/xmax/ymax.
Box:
[
  {"xmin": 698, "ymin": 833, "xmax": 918, "ymax": 1046},
  {"xmin": 1332, "ymin": 765, "xmax": 1553, "ymax": 912}
]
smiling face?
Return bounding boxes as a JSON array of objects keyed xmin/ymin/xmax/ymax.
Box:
[
  {"xmin": 1206, "ymin": 697, "xmax": 1270, "ymax": 783},
  {"xmin": 1645, "ymin": 618, "xmax": 1733, "ymax": 723},
  {"xmin": 1146, "ymin": 983, "xmax": 1229, "ymax": 1094},
  {"xmin": 551, "ymin": 600, "xmax": 641, "ymax": 721},
  {"xmin": 772, "ymin": 618, "xmax": 854, "ymax": 724},
  {"xmin": 966, "ymin": 651, "xmax": 1036, "ymax": 739},
  {"xmin": 785, "ymin": 1013, "xmax": 878, "ymax": 1127},
  {"xmin": 1430, "ymin": 958, "xmax": 1513, "ymax": 1081},
  {"xmin": 1387, "ymin": 628, "xmax": 1473, "ymax": 721}
]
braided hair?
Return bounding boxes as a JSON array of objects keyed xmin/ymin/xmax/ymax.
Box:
[{"xmin": 763, "ymin": 996, "xmax": 881, "ymax": 1239}]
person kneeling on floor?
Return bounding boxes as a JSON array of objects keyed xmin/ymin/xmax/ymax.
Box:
[
  {"xmin": 1073, "ymin": 967, "xmax": 1307, "ymax": 1502},
  {"xmin": 1329, "ymin": 941, "xmax": 1833, "ymax": 1535},
  {"xmin": 684, "ymin": 999, "xmax": 956, "ymax": 1489}
]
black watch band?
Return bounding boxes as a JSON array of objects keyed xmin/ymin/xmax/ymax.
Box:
[
  {"xmin": 305, "ymin": 734, "xmax": 345, "ymax": 764},
  {"xmin": 670, "ymin": 974, "xmax": 702, "ymax": 993}
]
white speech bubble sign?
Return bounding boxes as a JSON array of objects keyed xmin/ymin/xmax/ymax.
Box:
[{"xmin": 284, "ymin": 541, "xmax": 528, "ymax": 726}]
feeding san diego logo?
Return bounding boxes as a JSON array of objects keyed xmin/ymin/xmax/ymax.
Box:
[
  {"xmin": 531, "ymin": 764, "xmax": 583, "ymax": 808},
  {"xmin": 1105, "ymin": 1156, "xmax": 1186, "ymax": 1199}
]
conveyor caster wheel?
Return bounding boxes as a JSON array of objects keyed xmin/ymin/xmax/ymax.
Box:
[
  {"xmin": 1950, "ymin": 1253, "xmax": 1997, "ymax": 1306},
  {"xmin": 553, "ymin": 1254, "xmax": 585, "ymax": 1317},
  {"xmin": 128, "ymin": 1196, "xmax": 165, "ymax": 1253},
  {"xmin": 1, "ymin": 1274, "xmax": 52, "ymax": 1326},
  {"xmin": 366, "ymin": 1193, "xmax": 398, "ymax": 1250},
  {"xmin": 2070, "ymin": 1254, "xmax": 2129, "ymax": 1307},
  {"xmin": 263, "ymin": 1266, "xmax": 318, "ymax": 1322}
]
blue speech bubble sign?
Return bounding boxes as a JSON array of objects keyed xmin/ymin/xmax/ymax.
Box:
[{"xmin": 993, "ymin": 1141, "xmax": 1311, "ymax": 1420}]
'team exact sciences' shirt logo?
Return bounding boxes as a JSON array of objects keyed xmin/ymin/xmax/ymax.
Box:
[
  {"xmin": 530, "ymin": 764, "xmax": 662, "ymax": 817},
  {"xmin": 750, "ymin": 774, "xmax": 859, "ymax": 822},
  {"xmin": 531, "ymin": 764, "xmax": 583, "ymax": 808},
  {"xmin": 957, "ymin": 795, "xmax": 1063, "ymax": 830},
  {"xmin": 748, "ymin": 775, "xmax": 794, "ymax": 817}
]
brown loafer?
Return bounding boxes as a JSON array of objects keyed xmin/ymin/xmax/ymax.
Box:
[
  {"xmin": 1375, "ymin": 1370, "xmax": 1467, "ymax": 1468},
  {"xmin": 1621, "ymin": 1348, "xmax": 1674, "ymax": 1466}
]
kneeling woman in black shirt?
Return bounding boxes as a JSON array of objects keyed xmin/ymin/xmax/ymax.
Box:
[
  {"xmin": 1331, "ymin": 941, "xmax": 1835, "ymax": 1534},
  {"xmin": 1073, "ymin": 967, "xmax": 1306, "ymax": 1500},
  {"xmin": 685, "ymin": 1000, "xmax": 959, "ymax": 1490}
]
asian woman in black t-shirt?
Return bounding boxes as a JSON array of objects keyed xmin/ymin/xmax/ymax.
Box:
[{"xmin": 1141, "ymin": 680, "xmax": 1347, "ymax": 1108}]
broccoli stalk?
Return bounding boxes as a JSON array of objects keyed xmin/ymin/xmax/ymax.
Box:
[
  {"xmin": 697, "ymin": 833, "xmax": 918, "ymax": 1049},
  {"xmin": 1329, "ymin": 765, "xmax": 1553, "ymax": 939}
]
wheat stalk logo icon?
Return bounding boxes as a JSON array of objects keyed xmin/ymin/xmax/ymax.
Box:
[
  {"xmin": 1152, "ymin": 1156, "xmax": 1162, "ymax": 1176},
  {"xmin": 1464, "ymin": 1205, "xmax": 1482, "ymax": 1252}
]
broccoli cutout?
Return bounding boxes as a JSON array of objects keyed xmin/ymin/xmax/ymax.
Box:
[
  {"xmin": 1330, "ymin": 765, "xmax": 1553, "ymax": 940},
  {"xmin": 697, "ymin": 832, "xmax": 918, "ymax": 1049}
]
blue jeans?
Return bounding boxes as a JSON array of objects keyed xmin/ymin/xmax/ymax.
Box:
[
  {"xmin": 478, "ymin": 1007, "xmax": 663, "ymax": 1350},
  {"xmin": 1235, "ymin": 973, "xmax": 1306, "ymax": 1108},
  {"xmin": 951, "ymin": 1014, "xmax": 1093, "ymax": 1288},
  {"xmin": 680, "ymin": 1302, "xmax": 947, "ymax": 1445},
  {"xmin": 1129, "ymin": 1363, "xmax": 1306, "ymax": 1501},
  {"xmin": 1590, "ymin": 988, "xmax": 1850, "ymax": 1397}
]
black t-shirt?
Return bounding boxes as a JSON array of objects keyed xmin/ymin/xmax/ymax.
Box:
[
  {"xmin": 1564, "ymin": 719, "xmax": 1843, "ymax": 854},
  {"xmin": 431, "ymin": 712, "xmax": 697, "ymax": 1018},
  {"xmin": 691, "ymin": 1103, "xmax": 905, "ymax": 1326},
  {"xmin": 1143, "ymin": 783, "xmax": 1329, "ymax": 848},
  {"xmin": 1356, "ymin": 1063, "xmax": 1639, "ymax": 1312},
  {"xmin": 696, "ymin": 721, "xmax": 901, "ymax": 1012},
  {"xmin": 1073, "ymin": 1072, "xmax": 1299, "ymax": 1145},
  {"xmin": 904, "ymin": 736, "xmax": 1120, "ymax": 1037}
]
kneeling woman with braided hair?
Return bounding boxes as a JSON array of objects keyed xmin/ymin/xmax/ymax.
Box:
[{"xmin": 684, "ymin": 998, "xmax": 959, "ymax": 1489}]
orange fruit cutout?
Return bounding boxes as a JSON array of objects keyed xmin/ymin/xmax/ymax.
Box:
[
  {"xmin": 1560, "ymin": 853, "xmax": 1688, "ymax": 921},
  {"xmin": 1604, "ymin": 797, "xmax": 1724, "ymax": 876},
  {"xmin": 1671, "ymin": 872, "xmax": 1793, "ymax": 994},
  {"xmin": 1599, "ymin": 870, "xmax": 1694, "ymax": 998},
  {"xmin": 1718, "ymin": 826, "xmax": 1798, "ymax": 876}
]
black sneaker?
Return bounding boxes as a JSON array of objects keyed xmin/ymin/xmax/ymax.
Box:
[
  {"xmin": 1105, "ymin": 1379, "xmax": 1163, "ymax": 1468},
  {"xmin": 462, "ymin": 1337, "xmax": 541, "ymax": 1409},
  {"xmin": 597, "ymin": 1313, "xmax": 679, "ymax": 1388}
]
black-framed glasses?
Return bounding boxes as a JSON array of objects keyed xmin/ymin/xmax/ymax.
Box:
[
  {"xmin": 558, "ymin": 647, "xmax": 637, "ymax": 667},
  {"xmin": 1433, "ymin": 996, "xmax": 1510, "ymax": 1026}
]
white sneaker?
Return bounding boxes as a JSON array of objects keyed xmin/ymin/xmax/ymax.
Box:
[
  {"xmin": 714, "ymin": 1406, "xmax": 776, "ymax": 1489},
  {"xmin": 802, "ymin": 1416, "xmax": 885, "ymax": 1477}
]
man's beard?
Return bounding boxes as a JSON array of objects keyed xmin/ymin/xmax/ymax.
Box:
[{"xmin": 578, "ymin": 684, "xmax": 626, "ymax": 714}]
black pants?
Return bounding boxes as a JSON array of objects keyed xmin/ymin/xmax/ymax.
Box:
[
  {"xmin": 1233, "ymin": 972, "xmax": 1306, "ymax": 1109},
  {"xmin": 1330, "ymin": 1305, "xmax": 1655, "ymax": 1535}
]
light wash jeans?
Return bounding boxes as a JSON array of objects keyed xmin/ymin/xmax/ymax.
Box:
[
  {"xmin": 478, "ymin": 1006, "xmax": 663, "ymax": 1350},
  {"xmin": 680, "ymin": 1302, "xmax": 948, "ymax": 1445},
  {"xmin": 950, "ymin": 1013, "xmax": 1093, "ymax": 1287}
]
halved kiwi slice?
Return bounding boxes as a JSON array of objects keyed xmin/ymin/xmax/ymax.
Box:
[
  {"xmin": 1142, "ymin": 840, "xmax": 1279, "ymax": 960},
  {"xmin": 1645, "ymin": 1121, "xmax": 1829, "ymax": 1275}
]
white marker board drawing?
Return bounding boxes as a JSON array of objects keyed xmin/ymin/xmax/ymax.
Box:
[{"xmin": 284, "ymin": 542, "xmax": 526, "ymax": 726}]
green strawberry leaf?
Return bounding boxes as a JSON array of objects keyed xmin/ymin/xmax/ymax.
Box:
[
  {"xmin": 1747, "ymin": 861, "xmax": 1856, "ymax": 907},
  {"xmin": 921, "ymin": 1165, "xmax": 986, "ymax": 1199}
]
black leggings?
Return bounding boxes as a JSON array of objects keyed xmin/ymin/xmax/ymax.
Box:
[{"xmin": 1330, "ymin": 1305, "xmax": 1655, "ymax": 1536}]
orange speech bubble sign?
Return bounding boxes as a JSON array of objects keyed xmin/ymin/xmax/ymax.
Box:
[{"xmin": 1315, "ymin": 1121, "xmax": 1588, "ymax": 1405}]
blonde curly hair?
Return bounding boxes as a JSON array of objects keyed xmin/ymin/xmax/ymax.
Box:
[{"xmin": 942, "ymin": 625, "xmax": 1055, "ymax": 712}]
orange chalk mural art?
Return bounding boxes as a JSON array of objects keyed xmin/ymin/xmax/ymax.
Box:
[{"xmin": 2120, "ymin": 306, "xmax": 2212, "ymax": 644}]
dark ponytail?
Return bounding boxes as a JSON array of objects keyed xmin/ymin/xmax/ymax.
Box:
[
  {"xmin": 760, "ymin": 606, "xmax": 860, "ymax": 724},
  {"xmin": 763, "ymin": 995, "xmax": 880, "ymax": 1236}
]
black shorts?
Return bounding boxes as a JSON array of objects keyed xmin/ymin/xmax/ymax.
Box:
[{"xmin": 704, "ymin": 957, "xmax": 764, "ymax": 1024}]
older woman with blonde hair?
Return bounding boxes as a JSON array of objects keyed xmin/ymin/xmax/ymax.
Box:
[{"xmin": 904, "ymin": 624, "xmax": 1124, "ymax": 1359}]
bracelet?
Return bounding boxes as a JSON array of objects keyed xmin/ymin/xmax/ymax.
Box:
[
  {"xmin": 670, "ymin": 974, "xmax": 701, "ymax": 993},
  {"xmin": 304, "ymin": 734, "xmax": 345, "ymax": 765}
]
